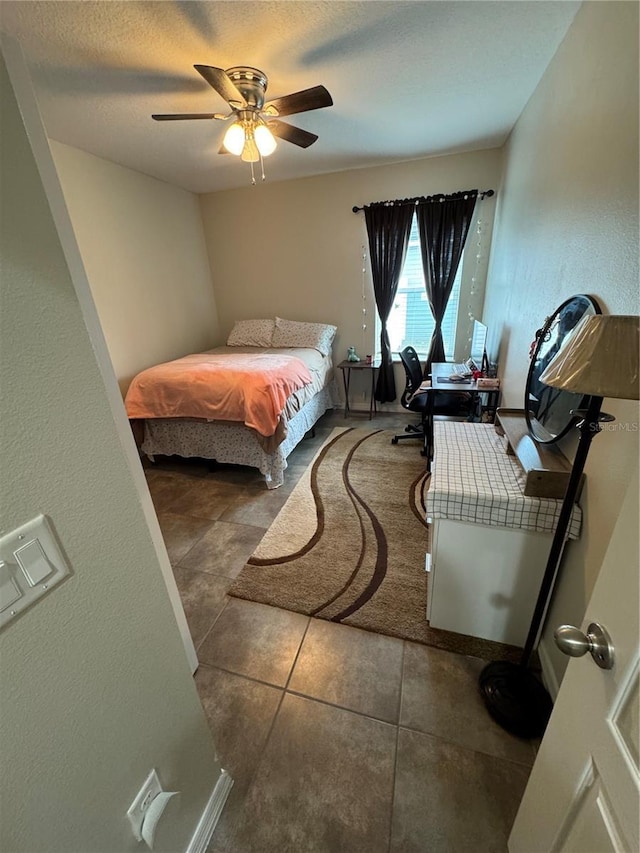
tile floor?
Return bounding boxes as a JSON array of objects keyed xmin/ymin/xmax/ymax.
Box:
[{"xmin": 145, "ymin": 411, "xmax": 536, "ymax": 853}]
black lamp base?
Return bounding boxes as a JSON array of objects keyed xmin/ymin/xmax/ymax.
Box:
[{"xmin": 479, "ymin": 661, "xmax": 553, "ymax": 739}]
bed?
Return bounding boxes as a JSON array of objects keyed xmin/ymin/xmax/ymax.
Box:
[{"xmin": 125, "ymin": 318, "xmax": 338, "ymax": 488}]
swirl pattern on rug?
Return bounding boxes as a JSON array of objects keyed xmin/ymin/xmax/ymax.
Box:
[{"xmin": 230, "ymin": 427, "xmax": 520, "ymax": 660}]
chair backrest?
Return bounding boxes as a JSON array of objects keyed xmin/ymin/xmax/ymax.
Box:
[{"xmin": 399, "ymin": 346, "xmax": 424, "ymax": 409}]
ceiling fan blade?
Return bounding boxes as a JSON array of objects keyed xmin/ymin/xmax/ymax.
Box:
[
  {"xmin": 268, "ymin": 120, "xmax": 318, "ymax": 149},
  {"xmin": 152, "ymin": 113, "xmax": 228, "ymax": 121},
  {"xmin": 194, "ymin": 64, "xmax": 246, "ymax": 108},
  {"xmin": 263, "ymin": 85, "xmax": 332, "ymax": 118}
]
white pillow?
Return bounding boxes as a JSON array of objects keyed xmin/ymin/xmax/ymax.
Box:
[
  {"xmin": 272, "ymin": 317, "xmax": 337, "ymax": 356},
  {"xmin": 226, "ymin": 319, "xmax": 275, "ymax": 347}
]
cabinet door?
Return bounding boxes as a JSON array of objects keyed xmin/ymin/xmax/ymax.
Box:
[{"xmin": 428, "ymin": 519, "xmax": 551, "ymax": 646}]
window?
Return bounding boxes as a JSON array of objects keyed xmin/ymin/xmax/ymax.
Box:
[{"xmin": 380, "ymin": 214, "xmax": 462, "ymax": 360}]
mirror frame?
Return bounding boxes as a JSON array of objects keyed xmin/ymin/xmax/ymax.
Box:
[{"xmin": 525, "ymin": 294, "xmax": 602, "ymax": 444}]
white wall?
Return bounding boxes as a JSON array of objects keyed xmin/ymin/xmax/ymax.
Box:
[
  {"xmin": 483, "ymin": 0, "xmax": 639, "ymax": 690},
  {"xmin": 0, "ymin": 47, "xmax": 222, "ymax": 853},
  {"xmin": 199, "ymin": 149, "xmax": 502, "ymax": 408},
  {"xmin": 51, "ymin": 142, "xmax": 220, "ymax": 394}
]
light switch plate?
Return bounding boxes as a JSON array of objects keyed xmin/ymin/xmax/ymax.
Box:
[{"xmin": 0, "ymin": 514, "xmax": 71, "ymax": 629}]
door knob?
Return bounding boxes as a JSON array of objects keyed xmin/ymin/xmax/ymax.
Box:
[{"xmin": 554, "ymin": 622, "xmax": 615, "ymax": 670}]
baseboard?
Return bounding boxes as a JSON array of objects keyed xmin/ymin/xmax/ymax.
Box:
[
  {"xmin": 185, "ymin": 770, "xmax": 233, "ymax": 853},
  {"xmin": 538, "ymin": 639, "xmax": 560, "ymax": 701}
]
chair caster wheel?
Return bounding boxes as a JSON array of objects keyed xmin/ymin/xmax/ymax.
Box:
[{"xmin": 391, "ymin": 437, "xmax": 399, "ymax": 445}]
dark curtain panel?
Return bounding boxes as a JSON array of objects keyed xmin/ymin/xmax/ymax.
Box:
[
  {"xmin": 364, "ymin": 203, "xmax": 415, "ymax": 402},
  {"xmin": 417, "ymin": 192, "xmax": 478, "ymax": 374}
]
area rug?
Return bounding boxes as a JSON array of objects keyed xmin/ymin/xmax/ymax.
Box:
[{"xmin": 230, "ymin": 427, "xmax": 520, "ymax": 661}]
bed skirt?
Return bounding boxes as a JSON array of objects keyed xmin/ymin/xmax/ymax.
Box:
[{"xmin": 141, "ymin": 384, "xmax": 336, "ymax": 488}]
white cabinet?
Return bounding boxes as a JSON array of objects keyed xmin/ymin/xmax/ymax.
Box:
[{"xmin": 426, "ymin": 518, "xmax": 553, "ymax": 647}]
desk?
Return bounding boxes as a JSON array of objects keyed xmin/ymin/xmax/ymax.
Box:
[
  {"xmin": 337, "ymin": 360, "xmax": 380, "ymax": 419},
  {"xmin": 430, "ymin": 363, "xmax": 500, "ymax": 421}
]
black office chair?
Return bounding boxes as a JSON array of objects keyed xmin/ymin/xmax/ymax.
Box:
[
  {"xmin": 392, "ymin": 346, "xmax": 475, "ymax": 465},
  {"xmin": 391, "ymin": 347, "xmax": 431, "ymax": 452}
]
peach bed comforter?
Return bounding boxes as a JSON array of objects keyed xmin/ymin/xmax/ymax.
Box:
[{"xmin": 125, "ymin": 351, "xmax": 312, "ymax": 438}]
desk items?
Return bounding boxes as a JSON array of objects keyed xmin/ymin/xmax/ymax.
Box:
[
  {"xmin": 476, "ymin": 377, "xmax": 500, "ymax": 390},
  {"xmin": 442, "ymin": 375, "xmax": 471, "ymax": 384},
  {"xmin": 346, "ymin": 346, "xmax": 360, "ymax": 362}
]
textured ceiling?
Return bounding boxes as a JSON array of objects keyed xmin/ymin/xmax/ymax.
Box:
[{"xmin": 1, "ymin": 1, "xmax": 581, "ymax": 193}]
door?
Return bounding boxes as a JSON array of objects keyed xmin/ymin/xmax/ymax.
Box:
[{"xmin": 509, "ymin": 468, "xmax": 639, "ymax": 852}]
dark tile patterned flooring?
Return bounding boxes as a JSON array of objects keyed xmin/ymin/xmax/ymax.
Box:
[{"xmin": 144, "ymin": 411, "xmax": 535, "ymax": 852}]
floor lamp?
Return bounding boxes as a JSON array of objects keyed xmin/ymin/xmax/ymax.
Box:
[{"xmin": 480, "ymin": 314, "xmax": 640, "ymax": 738}]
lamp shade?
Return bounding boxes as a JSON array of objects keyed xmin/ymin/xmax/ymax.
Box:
[
  {"xmin": 223, "ymin": 122, "xmax": 245, "ymax": 155},
  {"xmin": 255, "ymin": 124, "xmax": 277, "ymax": 156},
  {"xmin": 539, "ymin": 314, "xmax": 640, "ymax": 400}
]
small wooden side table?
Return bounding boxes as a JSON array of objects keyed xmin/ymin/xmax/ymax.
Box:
[{"xmin": 337, "ymin": 359, "xmax": 380, "ymax": 419}]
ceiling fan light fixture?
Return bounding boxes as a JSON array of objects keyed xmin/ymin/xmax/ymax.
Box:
[
  {"xmin": 153, "ymin": 63, "xmax": 332, "ymax": 182},
  {"xmin": 223, "ymin": 121, "xmax": 245, "ymax": 155},
  {"xmin": 254, "ymin": 123, "xmax": 277, "ymax": 157}
]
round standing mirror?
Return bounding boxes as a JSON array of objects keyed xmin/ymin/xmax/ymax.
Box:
[{"xmin": 525, "ymin": 294, "xmax": 602, "ymax": 443}]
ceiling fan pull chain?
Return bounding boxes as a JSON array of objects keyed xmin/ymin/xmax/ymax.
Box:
[
  {"xmin": 250, "ymin": 160, "xmax": 256, "ymax": 186},
  {"xmin": 260, "ymin": 152, "xmax": 266, "ymax": 182}
]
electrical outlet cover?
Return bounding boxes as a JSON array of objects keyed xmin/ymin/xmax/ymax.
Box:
[{"xmin": 127, "ymin": 769, "xmax": 163, "ymax": 841}]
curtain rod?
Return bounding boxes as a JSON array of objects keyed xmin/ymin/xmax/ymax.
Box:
[{"xmin": 352, "ymin": 188, "xmax": 494, "ymax": 213}]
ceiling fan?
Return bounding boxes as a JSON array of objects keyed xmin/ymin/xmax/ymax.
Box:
[{"xmin": 152, "ymin": 65, "xmax": 333, "ymax": 170}]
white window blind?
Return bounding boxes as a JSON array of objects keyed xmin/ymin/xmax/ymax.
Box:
[{"xmin": 381, "ymin": 214, "xmax": 462, "ymax": 360}]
